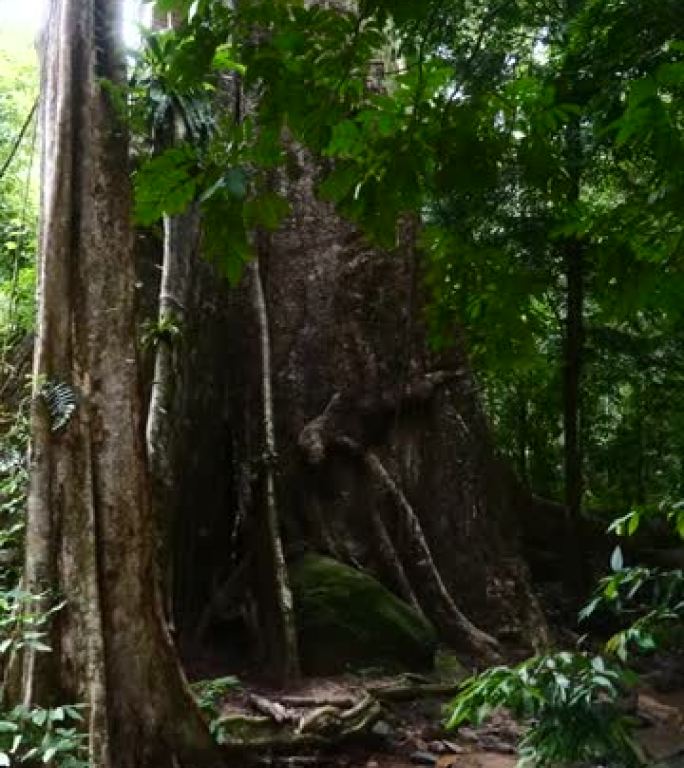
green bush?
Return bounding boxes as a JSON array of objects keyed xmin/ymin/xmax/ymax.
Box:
[
  {"xmin": 0, "ymin": 705, "xmax": 88, "ymax": 768},
  {"xmin": 581, "ymin": 504, "xmax": 684, "ymax": 661},
  {"xmin": 447, "ymin": 652, "xmax": 641, "ymax": 767},
  {"xmin": 447, "ymin": 503, "xmax": 684, "ymax": 767},
  {"xmin": 0, "ymin": 405, "xmax": 88, "ymax": 767}
]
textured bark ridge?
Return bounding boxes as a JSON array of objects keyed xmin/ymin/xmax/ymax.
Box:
[{"xmin": 21, "ymin": 1, "xmax": 220, "ymax": 765}]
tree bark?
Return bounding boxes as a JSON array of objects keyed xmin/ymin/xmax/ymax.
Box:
[{"xmin": 20, "ymin": 1, "xmax": 222, "ymax": 764}]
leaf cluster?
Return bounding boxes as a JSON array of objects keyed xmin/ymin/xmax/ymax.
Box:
[
  {"xmin": 191, "ymin": 676, "xmax": 242, "ymax": 739},
  {"xmin": 447, "ymin": 652, "xmax": 640, "ymax": 768},
  {"xmin": 581, "ymin": 504, "xmax": 684, "ymax": 661},
  {"xmin": 0, "ymin": 705, "xmax": 88, "ymax": 768}
]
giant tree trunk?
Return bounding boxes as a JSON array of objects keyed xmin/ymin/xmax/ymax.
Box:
[
  {"xmin": 165, "ymin": 6, "xmax": 549, "ymax": 669},
  {"xmin": 246, "ymin": 156, "xmax": 548, "ymax": 658},
  {"xmin": 20, "ymin": 1, "xmax": 220, "ymax": 765},
  {"xmin": 172, "ymin": 144, "xmax": 549, "ymax": 666}
]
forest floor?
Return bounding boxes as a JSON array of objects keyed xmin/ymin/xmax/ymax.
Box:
[{"xmin": 215, "ymin": 667, "xmax": 684, "ymax": 768}]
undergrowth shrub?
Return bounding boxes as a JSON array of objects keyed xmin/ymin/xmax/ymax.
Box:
[
  {"xmin": 0, "ymin": 397, "xmax": 88, "ymax": 767},
  {"xmin": 447, "ymin": 652, "xmax": 641, "ymax": 768},
  {"xmin": 447, "ymin": 503, "xmax": 684, "ymax": 767}
]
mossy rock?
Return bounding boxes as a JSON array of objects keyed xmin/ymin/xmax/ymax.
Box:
[{"xmin": 291, "ymin": 554, "xmax": 437, "ymax": 675}]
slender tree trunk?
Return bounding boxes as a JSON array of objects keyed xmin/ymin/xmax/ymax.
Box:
[
  {"xmin": 20, "ymin": 2, "xmax": 221, "ymax": 764},
  {"xmin": 563, "ymin": 227, "xmax": 583, "ymax": 522},
  {"xmin": 634, "ymin": 380, "xmax": 646, "ymax": 505},
  {"xmin": 561, "ymin": 2, "xmax": 588, "ymax": 593},
  {"xmin": 562, "ymin": 228, "xmax": 587, "ymax": 595},
  {"xmin": 248, "ymin": 255, "xmax": 300, "ymax": 682},
  {"xmin": 146, "ymin": 210, "xmax": 197, "ymax": 627},
  {"xmin": 145, "ymin": 0, "xmax": 200, "ymax": 631}
]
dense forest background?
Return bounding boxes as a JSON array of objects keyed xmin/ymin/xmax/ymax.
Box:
[{"xmin": 0, "ymin": 1, "xmax": 683, "ymax": 767}]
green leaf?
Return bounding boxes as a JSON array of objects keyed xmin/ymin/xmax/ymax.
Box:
[
  {"xmin": 212, "ymin": 45, "xmax": 246, "ymax": 75},
  {"xmin": 243, "ymin": 192, "xmax": 291, "ymax": 232},
  {"xmin": 134, "ymin": 146, "xmax": 199, "ymax": 226},
  {"xmin": 611, "ymin": 546, "xmax": 624, "ymax": 573},
  {"xmin": 628, "ymin": 77, "xmax": 657, "ymax": 108},
  {"xmin": 326, "ymin": 120, "xmax": 363, "ymax": 159},
  {"xmin": 31, "ymin": 709, "xmax": 47, "ymax": 727}
]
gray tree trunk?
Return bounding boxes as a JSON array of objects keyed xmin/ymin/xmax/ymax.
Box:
[
  {"xmin": 146, "ymin": 210, "xmax": 198, "ymax": 627},
  {"xmin": 19, "ymin": 1, "xmax": 221, "ymax": 764},
  {"xmin": 248, "ymin": 255, "xmax": 300, "ymax": 679}
]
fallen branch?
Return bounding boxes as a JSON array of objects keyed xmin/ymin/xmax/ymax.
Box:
[{"xmin": 217, "ymin": 692, "xmax": 382, "ymax": 750}]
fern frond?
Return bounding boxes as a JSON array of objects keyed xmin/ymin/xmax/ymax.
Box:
[{"xmin": 38, "ymin": 381, "xmax": 79, "ymax": 433}]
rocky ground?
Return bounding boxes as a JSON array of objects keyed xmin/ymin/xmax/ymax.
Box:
[{"xmin": 212, "ymin": 668, "xmax": 684, "ymax": 768}]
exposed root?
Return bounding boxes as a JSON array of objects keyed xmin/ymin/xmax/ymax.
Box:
[
  {"xmin": 275, "ymin": 694, "xmax": 358, "ymax": 708},
  {"xmin": 364, "ymin": 451, "xmax": 502, "ymax": 664},
  {"xmin": 297, "ymin": 392, "xmax": 503, "ymax": 664},
  {"xmin": 214, "ymin": 678, "xmax": 470, "ymax": 754},
  {"xmin": 217, "ymin": 693, "xmax": 381, "ymax": 750},
  {"xmin": 371, "ymin": 506, "xmax": 422, "ymax": 611},
  {"xmin": 249, "ymin": 693, "xmax": 297, "ymax": 724}
]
